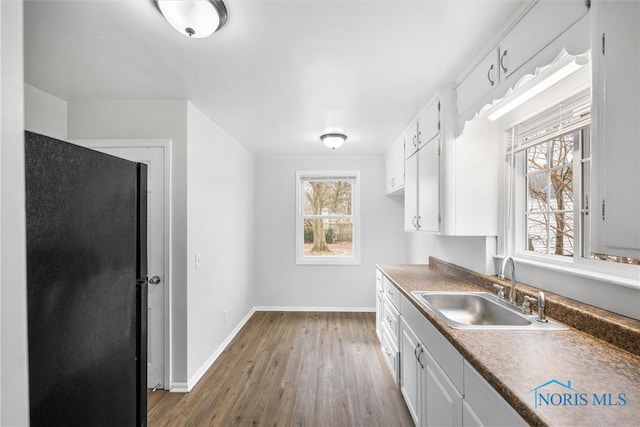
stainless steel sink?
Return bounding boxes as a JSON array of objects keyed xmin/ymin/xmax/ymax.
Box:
[{"xmin": 411, "ymin": 291, "xmax": 568, "ymax": 330}]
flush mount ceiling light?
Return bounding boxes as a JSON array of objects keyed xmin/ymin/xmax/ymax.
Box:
[
  {"xmin": 320, "ymin": 133, "xmax": 347, "ymax": 150},
  {"xmin": 155, "ymin": 0, "xmax": 228, "ymax": 38}
]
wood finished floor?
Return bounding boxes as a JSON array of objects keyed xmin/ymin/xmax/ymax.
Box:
[{"xmin": 148, "ymin": 311, "xmax": 413, "ymax": 427}]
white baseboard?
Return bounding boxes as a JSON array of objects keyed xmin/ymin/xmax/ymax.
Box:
[
  {"xmin": 184, "ymin": 307, "xmax": 257, "ymax": 392},
  {"xmin": 169, "ymin": 382, "xmax": 189, "ymax": 393},
  {"xmin": 254, "ymin": 306, "xmax": 375, "ymax": 313}
]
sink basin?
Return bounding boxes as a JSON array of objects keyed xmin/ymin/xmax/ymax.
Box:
[{"xmin": 411, "ymin": 291, "xmax": 568, "ymax": 330}]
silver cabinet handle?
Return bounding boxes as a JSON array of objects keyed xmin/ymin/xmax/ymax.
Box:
[
  {"xmin": 417, "ymin": 130, "xmax": 422, "ymax": 146},
  {"xmin": 417, "ymin": 216, "xmax": 422, "ymax": 230},
  {"xmin": 385, "ymin": 315, "xmax": 392, "ymax": 325},
  {"xmin": 500, "ymin": 49, "xmax": 508, "ymax": 74},
  {"xmin": 413, "ymin": 134, "xmax": 417, "ymax": 147},
  {"xmin": 487, "ymin": 63, "xmax": 495, "ymax": 86},
  {"xmin": 149, "ymin": 275, "xmax": 161, "ymax": 285},
  {"xmin": 412, "ymin": 216, "xmax": 418, "ymax": 229}
]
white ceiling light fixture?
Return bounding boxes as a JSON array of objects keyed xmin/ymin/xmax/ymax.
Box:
[
  {"xmin": 155, "ymin": 0, "xmax": 228, "ymax": 38},
  {"xmin": 320, "ymin": 133, "xmax": 347, "ymax": 150}
]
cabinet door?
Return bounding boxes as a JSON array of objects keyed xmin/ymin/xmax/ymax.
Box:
[
  {"xmin": 592, "ymin": 0, "xmax": 640, "ymax": 258},
  {"xmin": 462, "ymin": 401, "xmax": 483, "ymax": 427},
  {"xmin": 423, "ymin": 350, "xmax": 463, "ymax": 427},
  {"xmin": 400, "ymin": 318, "xmax": 422, "ymax": 426},
  {"xmin": 463, "ymin": 361, "xmax": 528, "ymax": 427},
  {"xmin": 405, "ymin": 122, "xmax": 419, "ymax": 160},
  {"xmin": 385, "ymin": 136, "xmax": 405, "ymax": 194},
  {"xmin": 417, "ymin": 98, "xmax": 440, "ymax": 149},
  {"xmin": 499, "ymin": 0, "xmax": 588, "ymax": 80},
  {"xmin": 417, "ymin": 138, "xmax": 440, "ymax": 232},
  {"xmin": 404, "ymin": 151, "xmax": 419, "ymax": 231},
  {"xmin": 456, "ymin": 49, "xmax": 498, "ymax": 115}
]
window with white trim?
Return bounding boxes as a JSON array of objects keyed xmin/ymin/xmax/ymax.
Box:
[
  {"xmin": 295, "ymin": 171, "xmax": 361, "ymax": 265},
  {"xmin": 504, "ymin": 89, "xmax": 639, "ymax": 267}
]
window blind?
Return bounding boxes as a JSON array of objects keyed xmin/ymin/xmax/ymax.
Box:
[
  {"xmin": 299, "ymin": 175, "xmax": 356, "ymax": 182},
  {"xmin": 505, "ymin": 88, "xmax": 591, "ymax": 154}
]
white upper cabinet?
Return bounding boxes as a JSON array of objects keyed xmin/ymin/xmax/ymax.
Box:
[
  {"xmin": 591, "ymin": 0, "xmax": 640, "ymax": 258},
  {"xmin": 405, "ymin": 95, "xmax": 441, "ymax": 232},
  {"xmin": 457, "ymin": 0, "xmax": 589, "ymax": 118},
  {"xmin": 498, "ymin": 0, "xmax": 588, "ymax": 80},
  {"xmin": 406, "ymin": 98, "xmax": 441, "ymax": 159},
  {"xmin": 417, "ymin": 98, "xmax": 441, "ymax": 149},
  {"xmin": 456, "ymin": 50, "xmax": 500, "ymax": 117},
  {"xmin": 384, "ymin": 135, "xmax": 405, "ymax": 195}
]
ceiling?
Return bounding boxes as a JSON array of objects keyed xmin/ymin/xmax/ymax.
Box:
[{"xmin": 24, "ymin": 0, "xmax": 526, "ymax": 155}]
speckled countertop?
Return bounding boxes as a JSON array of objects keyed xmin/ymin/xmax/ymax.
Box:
[{"xmin": 378, "ymin": 258, "xmax": 640, "ymax": 427}]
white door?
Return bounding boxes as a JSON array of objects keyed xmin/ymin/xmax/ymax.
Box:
[{"xmin": 76, "ymin": 142, "xmax": 167, "ymax": 389}]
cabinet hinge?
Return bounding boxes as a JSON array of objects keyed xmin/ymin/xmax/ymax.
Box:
[
  {"xmin": 438, "ymin": 214, "xmax": 441, "ymax": 223},
  {"xmin": 601, "ymin": 199, "xmax": 606, "ymax": 221},
  {"xmin": 585, "ymin": 0, "xmax": 591, "ymax": 9},
  {"xmin": 602, "ymin": 33, "xmax": 605, "ymax": 55},
  {"xmin": 437, "ymin": 101, "xmax": 441, "ymax": 112},
  {"xmin": 437, "ymin": 120, "xmax": 441, "ymax": 131}
]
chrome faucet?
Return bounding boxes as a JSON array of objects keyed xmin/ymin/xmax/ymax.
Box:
[{"xmin": 499, "ymin": 256, "xmax": 517, "ymax": 305}]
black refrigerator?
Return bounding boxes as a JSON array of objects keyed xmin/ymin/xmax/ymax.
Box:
[{"xmin": 25, "ymin": 131, "xmax": 148, "ymax": 426}]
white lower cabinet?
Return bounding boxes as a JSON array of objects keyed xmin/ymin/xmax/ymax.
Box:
[
  {"xmin": 463, "ymin": 360, "xmax": 528, "ymax": 427},
  {"xmin": 400, "ymin": 317, "xmax": 422, "ymax": 425},
  {"xmin": 396, "ymin": 291, "xmax": 526, "ymax": 427},
  {"xmin": 424, "ymin": 350, "xmax": 463, "ymax": 427},
  {"xmin": 377, "ymin": 270, "xmax": 401, "ymax": 386},
  {"xmin": 375, "ymin": 269, "xmax": 383, "ymax": 342},
  {"xmin": 399, "ymin": 296, "xmax": 463, "ymax": 427}
]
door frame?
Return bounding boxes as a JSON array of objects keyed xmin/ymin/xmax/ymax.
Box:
[{"xmin": 71, "ymin": 138, "xmax": 172, "ymax": 389}]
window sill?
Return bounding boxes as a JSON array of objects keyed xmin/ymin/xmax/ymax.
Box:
[
  {"xmin": 494, "ymin": 254, "xmax": 640, "ymax": 290},
  {"xmin": 296, "ymin": 257, "xmax": 361, "ymax": 266}
]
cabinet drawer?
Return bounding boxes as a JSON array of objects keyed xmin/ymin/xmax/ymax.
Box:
[
  {"xmin": 382, "ymin": 296, "xmax": 400, "ymax": 343},
  {"xmin": 382, "ymin": 276, "xmax": 401, "ymax": 310}
]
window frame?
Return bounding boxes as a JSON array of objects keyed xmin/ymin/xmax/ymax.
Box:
[
  {"xmin": 295, "ymin": 171, "xmax": 361, "ymax": 266},
  {"xmin": 503, "ymin": 127, "xmax": 640, "ymax": 285}
]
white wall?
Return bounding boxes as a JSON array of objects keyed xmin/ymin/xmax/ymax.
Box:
[
  {"xmin": 1, "ymin": 0, "xmax": 30, "ymax": 424},
  {"xmin": 185, "ymin": 102, "xmax": 254, "ymax": 386},
  {"xmin": 254, "ymin": 155, "xmax": 405, "ymax": 309},
  {"xmin": 406, "ymin": 233, "xmax": 496, "ymax": 274},
  {"xmin": 67, "ymin": 100, "xmax": 190, "ymax": 384},
  {"xmin": 24, "ymin": 84, "xmax": 67, "ymax": 140}
]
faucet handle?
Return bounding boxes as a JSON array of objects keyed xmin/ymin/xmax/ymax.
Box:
[
  {"xmin": 522, "ymin": 295, "xmax": 536, "ymax": 315},
  {"xmin": 493, "ymin": 283, "xmax": 505, "ymax": 300}
]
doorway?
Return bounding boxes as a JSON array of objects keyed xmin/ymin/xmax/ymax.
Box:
[{"xmin": 72, "ymin": 139, "xmax": 171, "ymax": 389}]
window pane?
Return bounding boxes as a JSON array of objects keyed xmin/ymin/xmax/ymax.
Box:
[
  {"xmin": 527, "ymin": 172, "xmax": 548, "ymax": 213},
  {"xmin": 550, "ymin": 166, "xmax": 574, "ymax": 212},
  {"xmin": 527, "ymin": 142, "xmax": 548, "ymax": 172},
  {"xmin": 550, "ymin": 134, "xmax": 574, "ymax": 167},
  {"xmin": 526, "ymin": 213, "xmax": 549, "ymax": 254},
  {"xmin": 304, "ymin": 181, "xmax": 352, "ymax": 216},
  {"xmin": 303, "ymin": 219, "xmax": 353, "ymax": 257},
  {"xmin": 550, "ymin": 212, "xmax": 574, "ymax": 256}
]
